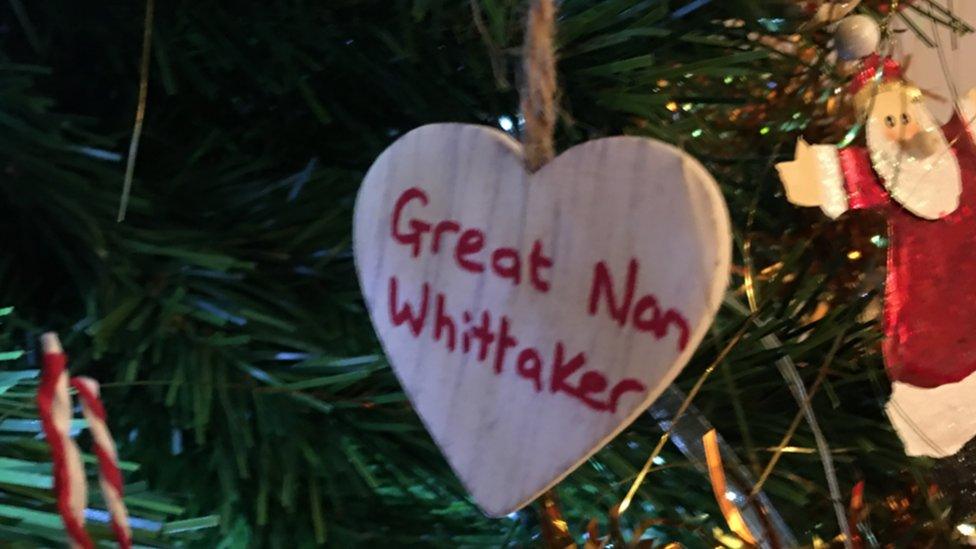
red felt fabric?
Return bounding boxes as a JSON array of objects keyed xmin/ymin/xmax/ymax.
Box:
[
  {"xmin": 839, "ymin": 147, "xmax": 889, "ymax": 210},
  {"xmin": 837, "ymin": 115, "xmax": 976, "ymax": 388}
]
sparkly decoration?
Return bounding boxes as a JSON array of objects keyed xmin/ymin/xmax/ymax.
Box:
[
  {"xmin": 703, "ymin": 429, "xmax": 758, "ymax": 545},
  {"xmin": 931, "ymin": 429, "xmax": 976, "ymax": 524},
  {"xmin": 814, "ymin": 140, "xmax": 850, "ymax": 217},
  {"xmin": 846, "ymin": 480, "xmax": 867, "ymax": 546},
  {"xmin": 776, "ymin": 56, "xmax": 976, "ymax": 459}
]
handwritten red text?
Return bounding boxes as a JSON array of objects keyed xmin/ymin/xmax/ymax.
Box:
[
  {"xmin": 392, "ymin": 187, "xmax": 553, "ymax": 291},
  {"xmin": 385, "ymin": 186, "xmax": 694, "ymax": 414},
  {"xmin": 388, "ymin": 276, "xmax": 646, "ymax": 413}
]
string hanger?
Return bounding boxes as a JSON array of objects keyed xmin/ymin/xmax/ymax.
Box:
[
  {"xmin": 517, "ymin": 3, "xmax": 573, "ymax": 546},
  {"xmin": 520, "ymin": 0, "xmax": 558, "ymax": 173}
]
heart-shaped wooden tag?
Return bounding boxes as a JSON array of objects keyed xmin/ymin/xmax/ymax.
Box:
[{"xmin": 354, "ymin": 124, "xmax": 731, "ymax": 516}]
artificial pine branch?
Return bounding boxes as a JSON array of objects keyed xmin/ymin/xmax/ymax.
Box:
[{"xmin": 0, "ymin": 0, "xmax": 969, "ymax": 545}]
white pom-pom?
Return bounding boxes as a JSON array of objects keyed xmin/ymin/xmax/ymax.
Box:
[{"xmin": 834, "ymin": 14, "xmax": 881, "ymax": 60}]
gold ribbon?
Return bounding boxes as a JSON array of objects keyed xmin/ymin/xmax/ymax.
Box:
[{"xmin": 703, "ymin": 429, "xmax": 757, "ymax": 545}]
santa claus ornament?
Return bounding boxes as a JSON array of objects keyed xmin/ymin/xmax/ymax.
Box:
[{"xmin": 777, "ymin": 53, "xmax": 976, "ymax": 458}]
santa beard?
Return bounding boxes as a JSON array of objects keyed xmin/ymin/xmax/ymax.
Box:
[
  {"xmin": 887, "ymin": 369, "xmax": 976, "ymax": 457},
  {"xmin": 866, "ymin": 103, "xmax": 962, "ymax": 220}
]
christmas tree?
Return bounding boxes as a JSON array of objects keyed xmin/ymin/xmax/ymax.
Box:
[{"xmin": 1, "ymin": 0, "xmax": 973, "ymax": 546}]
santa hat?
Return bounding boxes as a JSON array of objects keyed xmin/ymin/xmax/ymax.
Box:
[{"xmin": 850, "ymin": 54, "xmax": 920, "ymax": 114}]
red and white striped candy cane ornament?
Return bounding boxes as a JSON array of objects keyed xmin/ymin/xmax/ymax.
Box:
[{"xmin": 37, "ymin": 332, "xmax": 132, "ymax": 549}]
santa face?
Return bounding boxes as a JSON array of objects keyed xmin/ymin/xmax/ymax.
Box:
[{"xmin": 865, "ymin": 87, "xmax": 961, "ymax": 219}]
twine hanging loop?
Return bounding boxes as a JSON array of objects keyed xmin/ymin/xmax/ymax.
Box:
[{"xmin": 520, "ymin": 0, "xmax": 558, "ymax": 172}]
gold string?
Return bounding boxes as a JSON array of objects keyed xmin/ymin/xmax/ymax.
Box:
[
  {"xmin": 117, "ymin": 0, "xmax": 155, "ymax": 223},
  {"xmin": 617, "ymin": 317, "xmax": 753, "ymax": 515},
  {"xmin": 748, "ymin": 332, "xmax": 843, "ymax": 499}
]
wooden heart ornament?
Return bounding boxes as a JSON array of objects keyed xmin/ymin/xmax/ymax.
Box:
[{"xmin": 354, "ymin": 124, "xmax": 731, "ymax": 516}]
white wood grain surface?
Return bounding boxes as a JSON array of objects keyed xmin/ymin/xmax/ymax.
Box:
[{"xmin": 353, "ymin": 124, "xmax": 731, "ymax": 516}]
